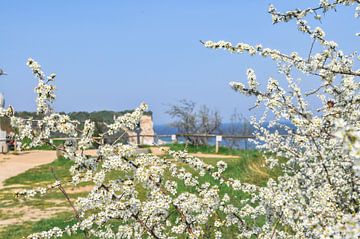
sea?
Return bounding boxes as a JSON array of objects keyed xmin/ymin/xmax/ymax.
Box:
[
  {"xmin": 153, "ymin": 123, "xmax": 255, "ymax": 149},
  {"xmin": 153, "ymin": 122, "xmax": 295, "ymax": 150}
]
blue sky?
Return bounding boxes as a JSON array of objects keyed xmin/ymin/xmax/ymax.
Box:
[{"xmin": 0, "ymin": 1, "xmax": 358, "ymax": 124}]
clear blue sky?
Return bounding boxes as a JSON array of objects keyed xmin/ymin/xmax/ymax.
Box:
[{"xmin": 0, "ymin": 1, "xmax": 358, "ymax": 124}]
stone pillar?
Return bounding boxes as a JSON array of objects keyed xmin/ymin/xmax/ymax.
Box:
[
  {"xmin": 0, "ymin": 130, "xmax": 7, "ymax": 153},
  {"xmin": 0, "ymin": 92, "xmax": 8, "ymax": 153},
  {"xmin": 126, "ymin": 115, "xmax": 155, "ymax": 145}
]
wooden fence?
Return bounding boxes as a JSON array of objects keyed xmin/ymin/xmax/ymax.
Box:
[{"xmin": 51, "ymin": 133, "xmax": 258, "ymax": 152}]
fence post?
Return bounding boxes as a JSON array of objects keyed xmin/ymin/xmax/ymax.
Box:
[
  {"xmin": 215, "ymin": 135, "xmax": 222, "ymax": 153},
  {"xmin": 171, "ymin": 134, "xmax": 177, "ymax": 143}
]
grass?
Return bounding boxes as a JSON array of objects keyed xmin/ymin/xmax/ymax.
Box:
[
  {"xmin": 0, "ymin": 213, "xmax": 85, "ymax": 239},
  {"xmin": 0, "ymin": 147, "xmax": 283, "ymax": 238}
]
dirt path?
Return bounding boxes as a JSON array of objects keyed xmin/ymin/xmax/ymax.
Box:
[
  {"xmin": 149, "ymin": 147, "xmax": 240, "ymax": 159},
  {"xmin": 190, "ymin": 153, "xmax": 240, "ymax": 159},
  {"xmin": 0, "ymin": 150, "xmax": 57, "ymax": 189},
  {"xmin": 0, "ymin": 206, "xmax": 69, "ymax": 228}
]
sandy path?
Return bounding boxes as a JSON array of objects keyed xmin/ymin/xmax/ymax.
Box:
[
  {"xmin": 190, "ymin": 153, "xmax": 240, "ymax": 159},
  {"xmin": 149, "ymin": 147, "xmax": 240, "ymax": 159},
  {"xmin": 0, "ymin": 206, "xmax": 69, "ymax": 228},
  {"xmin": 0, "ymin": 150, "xmax": 57, "ymax": 189}
]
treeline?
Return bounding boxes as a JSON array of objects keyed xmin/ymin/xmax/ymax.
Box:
[
  {"xmin": 15, "ymin": 110, "xmax": 152, "ymax": 122},
  {"xmin": 14, "ymin": 110, "xmax": 152, "ymax": 137}
]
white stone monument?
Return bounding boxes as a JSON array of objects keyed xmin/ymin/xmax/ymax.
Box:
[
  {"xmin": 126, "ymin": 115, "xmax": 155, "ymax": 145},
  {"xmin": 0, "ymin": 93, "xmax": 8, "ymax": 153}
]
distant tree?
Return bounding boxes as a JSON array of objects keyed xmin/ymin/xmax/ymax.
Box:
[
  {"xmin": 167, "ymin": 100, "xmax": 221, "ymax": 145},
  {"xmin": 14, "ymin": 110, "xmax": 149, "ymax": 144}
]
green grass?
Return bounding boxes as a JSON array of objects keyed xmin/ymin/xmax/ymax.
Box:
[
  {"xmin": 0, "ymin": 213, "xmax": 86, "ymax": 239},
  {"xmin": 0, "ymin": 148, "xmax": 283, "ymax": 238}
]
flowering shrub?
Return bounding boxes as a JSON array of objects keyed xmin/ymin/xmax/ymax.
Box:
[{"xmin": 5, "ymin": 0, "xmax": 360, "ymax": 238}]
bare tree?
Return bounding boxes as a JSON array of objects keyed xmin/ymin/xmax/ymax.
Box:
[
  {"xmin": 225, "ymin": 109, "xmax": 253, "ymax": 149},
  {"xmin": 166, "ymin": 100, "xmax": 221, "ymax": 145}
]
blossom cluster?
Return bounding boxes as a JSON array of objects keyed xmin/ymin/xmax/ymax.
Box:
[{"xmin": 27, "ymin": 58, "xmax": 57, "ymax": 115}]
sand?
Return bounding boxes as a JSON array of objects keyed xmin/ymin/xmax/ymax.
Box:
[
  {"xmin": 0, "ymin": 150, "xmax": 57, "ymax": 189},
  {"xmin": 149, "ymin": 146, "xmax": 240, "ymax": 159}
]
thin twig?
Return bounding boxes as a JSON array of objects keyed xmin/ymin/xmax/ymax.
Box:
[
  {"xmin": 307, "ymin": 38, "xmax": 316, "ymax": 62},
  {"xmin": 50, "ymin": 167, "xmax": 89, "ymax": 239}
]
